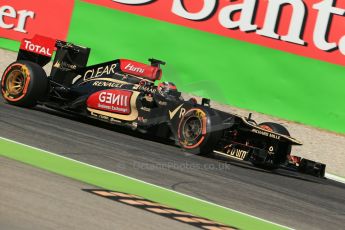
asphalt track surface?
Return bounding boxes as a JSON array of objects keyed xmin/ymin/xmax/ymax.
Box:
[
  {"xmin": 0, "ymin": 157, "xmax": 196, "ymax": 230},
  {"xmin": 1, "ymin": 97, "xmax": 345, "ymax": 229}
]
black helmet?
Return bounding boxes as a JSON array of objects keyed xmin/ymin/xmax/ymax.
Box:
[{"xmin": 158, "ymin": 82, "xmax": 177, "ymax": 96}]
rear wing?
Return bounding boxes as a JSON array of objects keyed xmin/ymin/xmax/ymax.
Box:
[
  {"xmin": 18, "ymin": 35, "xmax": 56, "ymax": 66},
  {"xmin": 17, "ymin": 35, "xmax": 90, "ymax": 71},
  {"xmin": 17, "ymin": 35, "xmax": 165, "ymax": 85}
]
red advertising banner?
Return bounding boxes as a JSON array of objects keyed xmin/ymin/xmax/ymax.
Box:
[
  {"xmin": 83, "ymin": 0, "xmax": 345, "ymax": 66},
  {"xmin": 0, "ymin": 0, "xmax": 74, "ymax": 42}
]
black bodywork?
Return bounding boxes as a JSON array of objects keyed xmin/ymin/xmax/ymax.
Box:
[{"xmin": 3, "ymin": 36, "xmax": 326, "ymax": 177}]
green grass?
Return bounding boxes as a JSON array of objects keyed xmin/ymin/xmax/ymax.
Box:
[
  {"xmin": 0, "ymin": 137, "xmax": 289, "ymax": 230},
  {"xmin": 0, "ymin": 38, "xmax": 20, "ymax": 51}
]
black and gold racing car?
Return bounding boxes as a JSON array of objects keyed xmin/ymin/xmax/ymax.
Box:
[{"xmin": 1, "ymin": 35, "xmax": 325, "ymax": 176}]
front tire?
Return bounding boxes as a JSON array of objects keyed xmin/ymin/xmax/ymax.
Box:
[
  {"xmin": 177, "ymin": 108, "xmax": 222, "ymax": 155},
  {"xmin": 1, "ymin": 61, "xmax": 48, "ymax": 107}
]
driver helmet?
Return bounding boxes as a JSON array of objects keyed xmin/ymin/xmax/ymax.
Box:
[{"xmin": 157, "ymin": 82, "xmax": 177, "ymax": 97}]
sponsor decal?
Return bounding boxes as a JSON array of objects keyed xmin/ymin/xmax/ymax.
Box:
[
  {"xmin": 87, "ymin": 89, "xmax": 132, "ymax": 115},
  {"xmin": 93, "ymin": 113, "xmax": 111, "ymax": 121},
  {"xmin": 92, "ymin": 80, "xmax": 125, "ymax": 88},
  {"xmin": 84, "ymin": 189, "xmax": 237, "ymax": 229},
  {"xmin": 179, "ymin": 107, "xmax": 186, "ymax": 118},
  {"xmin": 87, "ymin": 91, "xmax": 139, "ymax": 121},
  {"xmin": 20, "ymin": 35, "xmax": 55, "ymax": 57},
  {"xmin": 169, "ymin": 104, "xmax": 183, "ymax": 119},
  {"xmin": 226, "ymin": 147, "xmax": 248, "ymax": 160},
  {"xmin": 83, "ymin": 0, "xmax": 345, "ymax": 66},
  {"xmin": 90, "ymin": 111, "xmax": 123, "ymax": 124},
  {"xmin": 251, "ymin": 128, "xmax": 281, "ymax": 140},
  {"xmin": 120, "ymin": 59, "xmax": 162, "ymax": 80},
  {"xmin": 83, "ymin": 64, "xmax": 117, "ymax": 81},
  {"xmin": 132, "ymin": 84, "xmax": 157, "ymax": 93},
  {"xmin": 99, "ymin": 114, "xmax": 110, "ymax": 120},
  {"xmin": 0, "ymin": 5, "xmax": 34, "ymax": 33},
  {"xmin": 53, "ymin": 61, "xmax": 77, "ymax": 71},
  {"xmin": 125, "ymin": 63, "xmax": 145, "ymax": 74},
  {"xmin": 110, "ymin": 117, "xmax": 122, "ymax": 123},
  {"xmin": 0, "ymin": 0, "xmax": 74, "ymax": 42}
]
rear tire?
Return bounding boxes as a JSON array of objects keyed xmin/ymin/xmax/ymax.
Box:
[
  {"xmin": 1, "ymin": 61, "xmax": 48, "ymax": 107},
  {"xmin": 177, "ymin": 107, "xmax": 222, "ymax": 155}
]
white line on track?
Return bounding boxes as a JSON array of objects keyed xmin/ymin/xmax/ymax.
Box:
[
  {"xmin": 4, "ymin": 135, "xmax": 345, "ymax": 227},
  {"xmin": 1, "ymin": 136, "xmax": 300, "ymax": 230},
  {"xmin": 325, "ymin": 173, "xmax": 345, "ymax": 184}
]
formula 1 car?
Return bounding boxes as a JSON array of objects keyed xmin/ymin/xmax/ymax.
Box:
[{"xmin": 1, "ymin": 35, "xmax": 326, "ymax": 177}]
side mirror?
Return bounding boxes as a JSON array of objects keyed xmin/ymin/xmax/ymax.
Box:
[
  {"xmin": 148, "ymin": 58, "xmax": 166, "ymax": 68},
  {"xmin": 202, "ymin": 98, "xmax": 210, "ymax": 107}
]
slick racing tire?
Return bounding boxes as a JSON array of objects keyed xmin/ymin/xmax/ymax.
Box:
[
  {"xmin": 1, "ymin": 61, "xmax": 48, "ymax": 107},
  {"xmin": 253, "ymin": 122, "xmax": 292, "ymax": 169},
  {"xmin": 177, "ymin": 107, "xmax": 222, "ymax": 155}
]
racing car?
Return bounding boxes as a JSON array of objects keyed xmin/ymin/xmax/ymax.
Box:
[{"xmin": 1, "ymin": 35, "xmax": 326, "ymax": 177}]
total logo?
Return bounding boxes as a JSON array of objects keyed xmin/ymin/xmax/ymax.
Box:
[
  {"xmin": 23, "ymin": 39, "xmax": 52, "ymax": 56},
  {"xmin": 20, "ymin": 35, "xmax": 56, "ymax": 57}
]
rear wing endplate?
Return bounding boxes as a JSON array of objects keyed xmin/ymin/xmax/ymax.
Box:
[
  {"xmin": 17, "ymin": 35, "xmax": 90, "ymax": 70},
  {"xmin": 17, "ymin": 35, "xmax": 56, "ymax": 66}
]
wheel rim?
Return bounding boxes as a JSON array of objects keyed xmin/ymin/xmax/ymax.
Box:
[
  {"xmin": 182, "ymin": 116, "xmax": 202, "ymax": 142},
  {"xmin": 5, "ymin": 70, "xmax": 25, "ymax": 96}
]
